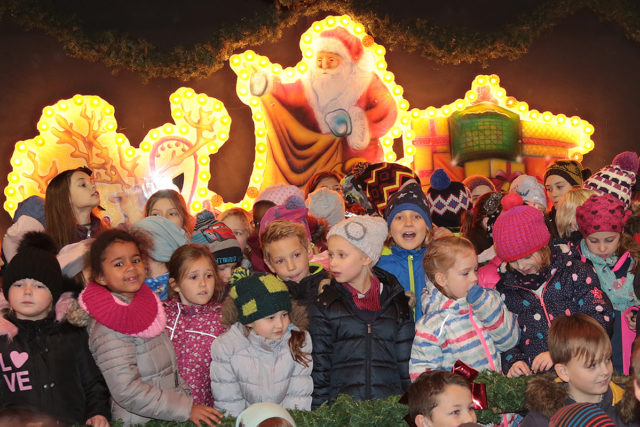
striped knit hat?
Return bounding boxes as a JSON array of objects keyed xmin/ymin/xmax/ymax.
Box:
[
  {"xmin": 228, "ymin": 271, "xmax": 292, "ymax": 325},
  {"xmin": 584, "ymin": 151, "xmax": 638, "ymax": 208},
  {"xmin": 426, "ymin": 169, "xmax": 472, "ymax": 229},
  {"xmin": 353, "ymin": 162, "xmax": 419, "ymax": 215},
  {"xmin": 549, "ymin": 403, "xmax": 614, "ymax": 427},
  {"xmin": 544, "ymin": 159, "xmax": 588, "ymax": 187},
  {"xmin": 493, "ymin": 193, "xmax": 550, "ymax": 262}
]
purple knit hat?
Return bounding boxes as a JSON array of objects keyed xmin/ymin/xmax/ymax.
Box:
[
  {"xmin": 493, "ymin": 193, "xmax": 551, "ymax": 262},
  {"xmin": 259, "ymin": 196, "xmax": 312, "ymax": 242},
  {"xmin": 576, "ymin": 193, "xmax": 631, "ymax": 237}
]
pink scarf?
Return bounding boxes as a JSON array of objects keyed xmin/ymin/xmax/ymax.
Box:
[{"xmin": 79, "ymin": 282, "xmax": 166, "ymax": 338}]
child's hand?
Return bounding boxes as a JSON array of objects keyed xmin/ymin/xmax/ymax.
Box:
[
  {"xmin": 189, "ymin": 404, "xmax": 223, "ymax": 426},
  {"xmin": 507, "ymin": 361, "xmax": 531, "ymax": 378},
  {"xmin": 625, "ymin": 310, "xmax": 637, "ymax": 331},
  {"xmin": 86, "ymin": 415, "xmax": 109, "ymax": 427},
  {"xmin": 531, "ymin": 351, "xmax": 553, "ymax": 373}
]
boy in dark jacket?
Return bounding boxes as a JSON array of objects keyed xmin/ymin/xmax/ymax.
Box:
[
  {"xmin": 309, "ymin": 216, "xmax": 414, "ymax": 408},
  {"xmin": 262, "ymin": 219, "xmax": 329, "ymax": 308},
  {"xmin": 521, "ymin": 314, "xmax": 629, "ymax": 427}
]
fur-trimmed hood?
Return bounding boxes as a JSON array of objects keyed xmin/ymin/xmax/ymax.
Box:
[
  {"xmin": 221, "ymin": 296, "xmax": 309, "ymax": 331},
  {"xmin": 524, "ymin": 374, "xmax": 569, "ymax": 419},
  {"xmin": 0, "ymin": 291, "xmax": 78, "ymax": 339}
]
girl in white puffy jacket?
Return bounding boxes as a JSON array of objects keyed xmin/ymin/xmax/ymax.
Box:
[{"xmin": 210, "ymin": 271, "xmax": 312, "ymax": 417}]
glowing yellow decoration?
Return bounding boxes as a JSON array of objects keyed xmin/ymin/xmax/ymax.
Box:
[
  {"xmin": 230, "ymin": 15, "xmax": 414, "ymax": 198},
  {"xmin": 5, "ymin": 88, "xmax": 237, "ymax": 221},
  {"xmin": 410, "ymin": 74, "xmax": 596, "ymax": 181}
]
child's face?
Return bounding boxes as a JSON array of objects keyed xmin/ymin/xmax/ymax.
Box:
[
  {"xmin": 248, "ymin": 310, "xmax": 290, "ymax": 340},
  {"xmin": 316, "ymin": 176, "xmax": 342, "ymax": 194},
  {"xmin": 585, "ymin": 231, "xmax": 620, "ymax": 259},
  {"xmin": 416, "ymin": 384, "xmax": 476, "ymax": 427},
  {"xmin": 436, "ymin": 250, "xmax": 478, "ymax": 300},
  {"xmin": 173, "ymin": 256, "xmax": 216, "ymax": 306},
  {"xmin": 69, "ymin": 171, "xmax": 100, "ymax": 211},
  {"xmin": 217, "ymin": 263, "xmax": 237, "ymax": 286},
  {"xmin": 222, "ymin": 215, "xmax": 249, "ymax": 252},
  {"xmin": 471, "ymin": 185, "xmax": 493, "ymax": 204},
  {"xmin": 264, "ymin": 236, "xmax": 312, "ymax": 283},
  {"xmin": 327, "ymin": 236, "xmax": 371, "ymax": 285},
  {"xmin": 389, "ymin": 210, "xmax": 429, "ymax": 250},
  {"xmin": 557, "ymin": 353, "xmax": 613, "ymax": 404},
  {"xmin": 509, "ymin": 251, "xmax": 544, "ymax": 276},
  {"xmin": 97, "ymin": 241, "xmax": 146, "ymax": 299},
  {"xmin": 545, "ymin": 175, "xmax": 572, "ymax": 206},
  {"xmin": 148, "ymin": 198, "xmax": 184, "ymax": 230},
  {"xmin": 9, "ymin": 278, "xmax": 53, "ymax": 321}
]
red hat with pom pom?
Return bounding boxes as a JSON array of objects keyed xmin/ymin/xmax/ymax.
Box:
[
  {"xmin": 492, "ymin": 193, "xmax": 551, "ymax": 262},
  {"xmin": 584, "ymin": 151, "xmax": 638, "ymax": 208}
]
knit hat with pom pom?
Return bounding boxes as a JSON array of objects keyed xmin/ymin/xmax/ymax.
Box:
[
  {"xmin": 426, "ymin": 169, "xmax": 472, "ymax": 230},
  {"xmin": 492, "ymin": 193, "xmax": 551, "ymax": 262},
  {"xmin": 3, "ymin": 231, "xmax": 67, "ymax": 304},
  {"xmin": 576, "ymin": 193, "xmax": 632, "ymax": 237},
  {"xmin": 584, "ymin": 151, "xmax": 638, "ymax": 208}
]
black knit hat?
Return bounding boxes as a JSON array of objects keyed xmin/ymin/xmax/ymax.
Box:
[
  {"xmin": 228, "ymin": 271, "xmax": 292, "ymax": 325},
  {"xmin": 3, "ymin": 232, "xmax": 65, "ymax": 304},
  {"xmin": 426, "ymin": 169, "xmax": 472, "ymax": 229}
]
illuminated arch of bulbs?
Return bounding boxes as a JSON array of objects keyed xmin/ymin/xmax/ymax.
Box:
[{"xmin": 5, "ymin": 88, "xmax": 235, "ymax": 222}]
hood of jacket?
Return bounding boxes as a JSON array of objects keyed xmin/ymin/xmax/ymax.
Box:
[
  {"xmin": 420, "ymin": 281, "xmax": 469, "ymax": 319},
  {"xmin": 221, "ymin": 297, "xmax": 309, "ymax": 331}
]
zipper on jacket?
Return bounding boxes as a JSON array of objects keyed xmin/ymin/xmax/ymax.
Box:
[
  {"xmin": 366, "ymin": 322, "xmax": 372, "ymax": 399},
  {"xmin": 408, "ymin": 255, "xmax": 416, "ymax": 318}
]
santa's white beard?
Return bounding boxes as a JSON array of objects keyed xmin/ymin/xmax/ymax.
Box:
[
  {"xmin": 304, "ymin": 62, "xmax": 373, "ymax": 134},
  {"xmin": 310, "ymin": 64, "xmax": 353, "ymax": 112}
]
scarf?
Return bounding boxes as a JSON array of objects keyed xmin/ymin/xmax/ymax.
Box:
[{"xmin": 79, "ymin": 281, "xmax": 166, "ymax": 337}]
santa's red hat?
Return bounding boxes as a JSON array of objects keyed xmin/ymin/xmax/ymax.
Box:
[{"xmin": 313, "ymin": 27, "xmax": 364, "ymax": 64}]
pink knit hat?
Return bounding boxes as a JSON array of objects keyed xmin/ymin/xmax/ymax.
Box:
[
  {"xmin": 259, "ymin": 196, "xmax": 312, "ymax": 242},
  {"xmin": 493, "ymin": 193, "xmax": 551, "ymax": 262},
  {"xmin": 575, "ymin": 193, "xmax": 631, "ymax": 237},
  {"xmin": 255, "ymin": 184, "xmax": 305, "ymax": 206}
]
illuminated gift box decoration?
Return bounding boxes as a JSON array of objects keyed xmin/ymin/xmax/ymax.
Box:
[
  {"xmin": 410, "ymin": 74, "xmax": 595, "ymax": 183},
  {"xmin": 5, "ymin": 88, "xmax": 236, "ymax": 223},
  {"xmin": 229, "ymin": 15, "xmax": 417, "ymax": 189}
]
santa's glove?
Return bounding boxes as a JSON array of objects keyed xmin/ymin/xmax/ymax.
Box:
[
  {"xmin": 346, "ymin": 106, "xmax": 370, "ymax": 150},
  {"xmin": 249, "ymin": 71, "xmax": 269, "ymax": 97},
  {"xmin": 324, "ymin": 108, "xmax": 352, "ymax": 137}
]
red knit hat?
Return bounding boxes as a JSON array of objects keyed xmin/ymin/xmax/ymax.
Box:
[
  {"xmin": 493, "ymin": 193, "xmax": 551, "ymax": 262},
  {"xmin": 575, "ymin": 193, "xmax": 631, "ymax": 237}
]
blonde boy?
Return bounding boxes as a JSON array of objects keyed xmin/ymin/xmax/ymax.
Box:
[
  {"xmin": 521, "ymin": 314, "xmax": 625, "ymax": 426},
  {"xmin": 261, "ymin": 220, "xmax": 328, "ymax": 307}
]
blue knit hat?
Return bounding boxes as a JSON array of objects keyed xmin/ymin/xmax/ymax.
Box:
[{"xmin": 384, "ymin": 182, "xmax": 432, "ymax": 229}]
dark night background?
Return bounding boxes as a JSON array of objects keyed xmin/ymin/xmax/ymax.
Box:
[{"xmin": 1, "ymin": 1, "xmax": 639, "ymax": 234}]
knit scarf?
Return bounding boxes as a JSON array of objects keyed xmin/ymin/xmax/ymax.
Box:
[
  {"xmin": 343, "ymin": 275, "xmax": 381, "ymax": 312},
  {"xmin": 79, "ymin": 281, "xmax": 166, "ymax": 338},
  {"xmin": 580, "ymin": 239, "xmax": 636, "ymax": 311}
]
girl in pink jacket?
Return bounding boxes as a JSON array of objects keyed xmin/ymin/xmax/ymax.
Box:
[{"xmin": 164, "ymin": 244, "xmax": 228, "ymax": 407}]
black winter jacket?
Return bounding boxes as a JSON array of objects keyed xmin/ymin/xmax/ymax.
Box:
[
  {"xmin": 308, "ymin": 267, "xmax": 414, "ymax": 408},
  {"xmin": 0, "ymin": 314, "xmax": 110, "ymax": 424}
]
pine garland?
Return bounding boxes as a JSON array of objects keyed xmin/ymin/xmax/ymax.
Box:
[{"xmin": 2, "ymin": 0, "xmax": 640, "ymax": 81}]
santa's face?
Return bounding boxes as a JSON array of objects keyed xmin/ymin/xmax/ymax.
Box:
[{"xmin": 316, "ymin": 52, "xmax": 343, "ymax": 71}]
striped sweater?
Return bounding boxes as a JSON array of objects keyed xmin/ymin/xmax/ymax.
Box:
[{"xmin": 409, "ymin": 283, "xmax": 519, "ymax": 379}]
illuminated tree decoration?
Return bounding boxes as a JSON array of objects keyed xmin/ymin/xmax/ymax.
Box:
[
  {"xmin": 410, "ymin": 74, "xmax": 595, "ymax": 182},
  {"xmin": 230, "ymin": 14, "xmax": 414, "ymax": 199},
  {"xmin": 5, "ymin": 88, "xmax": 233, "ymax": 223}
]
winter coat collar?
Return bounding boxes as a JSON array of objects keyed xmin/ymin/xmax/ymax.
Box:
[
  {"xmin": 227, "ymin": 321, "xmax": 295, "ymax": 353},
  {"xmin": 421, "ymin": 283, "xmax": 468, "ymax": 316},
  {"xmin": 79, "ymin": 282, "xmax": 166, "ymax": 338},
  {"xmin": 320, "ymin": 267, "xmax": 405, "ymax": 311},
  {"xmin": 389, "ymin": 245, "xmax": 428, "ymax": 259},
  {"xmin": 164, "ymin": 298, "xmax": 222, "ymax": 316}
]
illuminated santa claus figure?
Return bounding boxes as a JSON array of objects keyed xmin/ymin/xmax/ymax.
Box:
[{"xmin": 250, "ymin": 26, "xmax": 397, "ymax": 187}]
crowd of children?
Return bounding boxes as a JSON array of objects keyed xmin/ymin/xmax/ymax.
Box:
[{"xmin": 0, "ymin": 150, "xmax": 640, "ymax": 426}]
